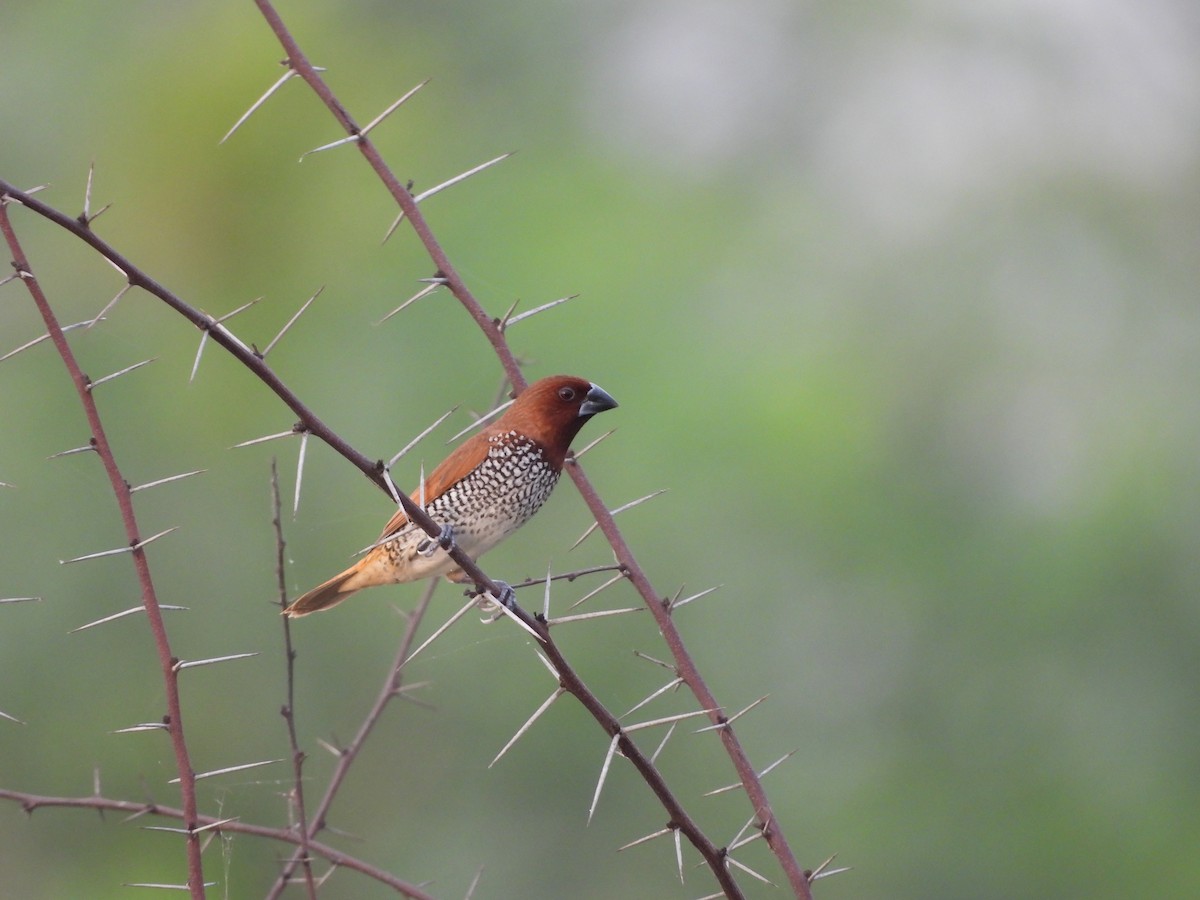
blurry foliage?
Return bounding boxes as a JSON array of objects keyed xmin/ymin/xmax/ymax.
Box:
[{"xmin": 2, "ymin": 1, "xmax": 1200, "ymax": 898}]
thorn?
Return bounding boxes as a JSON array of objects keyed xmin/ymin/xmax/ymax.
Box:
[
  {"xmin": 0, "ymin": 709, "xmax": 26, "ymax": 725},
  {"xmin": 209, "ymin": 319, "xmax": 254, "ymax": 356},
  {"xmin": 70, "ymin": 604, "xmax": 188, "ymax": 634},
  {"xmin": 220, "ymin": 65, "xmax": 316, "ymax": 144},
  {"xmin": 101, "ymin": 256, "xmax": 128, "ymax": 280},
  {"xmin": 704, "ymin": 749, "xmax": 798, "ymax": 796},
  {"xmin": 725, "ymin": 855, "xmax": 774, "ymax": 886},
  {"xmin": 547, "ymin": 606, "xmax": 642, "ymax": 626},
  {"xmin": 80, "ymin": 162, "xmax": 112, "ymax": 225},
  {"xmin": 293, "ymin": 430, "xmax": 309, "ymax": 517},
  {"xmin": 1, "ymin": 319, "xmax": 101, "ymax": 363},
  {"xmin": 567, "ymin": 573, "xmax": 626, "ymax": 610},
  {"xmin": 650, "ymin": 722, "xmax": 676, "ymax": 764},
  {"xmin": 693, "ymin": 695, "xmax": 767, "ymax": 733},
  {"xmin": 670, "ymin": 585, "xmax": 722, "ymax": 611},
  {"xmin": 489, "ymin": 687, "xmax": 564, "ymax": 768},
  {"xmin": 213, "ymin": 297, "xmax": 262, "ymax": 324},
  {"xmin": 571, "ymin": 427, "xmax": 616, "ymax": 461},
  {"xmin": 47, "ymin": 445, "xmax": 96, "ymax": 459},
  {"xmin": 399, "ymin": 596, "xmax": 478, "ymax": 670},
  {"xmin": 87, "ymin": 283, "xmax": 132, "ymax": 329},
  {"xmin": 808, "ymin": 853, "xmax": 852, "ymax": 882},
  {"xmin": 503, "ymin": 294, "xmax": 578, "ymax": 329},
  {"xmin": 231, "ymin": 428, "xmax": 299, "ymax": 449},
  {"xmin": 132, "ymin": 527, "xmax": 180, "ymax": 551},
  {"xmin": 86, "ymin": 357, "xmax": 156, "ymax": 390},
  {"xmin": 463, "ymin": 864, "xmax": 484, "ymax": 900},
  {"xmin": 190, "ymin": 299, "xmax": 259, "ymax": 377},
  {"xmin": 129, "ymin": 469, "xmax": 207, "ymax": 493},
  {"xmin": 189, "ymin": 332, "xmax": 209, "ymax": 383},
  {"xmin": 486, "ymin": 597, "xmax": 546, "ymax": 643},
  {"xmin": 299, "ymin": 132, "xmax": 363, "ymax": 160},
  {"xmin": 358, "ymin": 79, "xmax": 429, "ymax": 137},
  {"xmin": 143, "ymin": 816, "xmax": 239, "ymax": 835},
  {"xmin": 316, "ymin": 738, "xmax": 342, "ymax": 757},
  {"xmin": 541, "ymin": 563, "xmax": 554, "ymax": 619},
  {"xmin": 173, "ymin": 652, "xmax": 259, "ymax": 671},
  {"xmin": 169, "ymin": 758, "xmax": 282, "ymax": 784},
  {"xmin": 570, "ymin": 490, "xmax": 668, "ymax": 551},
  {"xmin": 727, "ymin": 814, "xmax": 760, "ymax": 851},
  {"xmin": 626, "ymin": 708, "xmax": 716, "ymax": 733},
  {"xmin": 263, "ymin": 285, "xmax": 323, "ymax": 357},
  {"xmin": 675, "ymin": 827, "xmax": 684, "ymax": 883},
  {"xmin": 446, "ymin": 399, "xmax": 513, "ymax": 443},
  {"xmin": 617, "ymin": 826, "xmax": 672, "ymax": 852},
  {"xmin": 110, "ymin": 722, "xmax": 170, "ymax": 734},
  {"xmin": 383, "ymin": 153, "xmax": 513, "ymax": 236},
  {"xmin": 377, "ymin": 280, "xmax": 443, "ymax": 323},
  {"xmin": 729, "ymin": 827, "xmax": 766, "ymax": 852},
  {"xmin": 620, "ymin": 677, "xmax": 685, "ymax": 720},
  {"xmin": 532, "ymin": 649, "xmax": 559, "ymax": 680},
  {"xmin": 496, "ymin": 297, "xmax": 522, "ymax": 330},
  {"xmin": 59, "ymin": 526, "xmax": 178, "ymax": 564},
  {"xmin": 381, "ymin": 467, "xmax": 403, "ymax": 507},
  {"xmin": 386, "ymin": 406, "xmax": 459, "ymax": 468},
  {"xmin": 299, "ymin": 78, "xmax": 429, "ymax": 161},
  {"xmin": 123, "ymin": 883, "xmax": 218, "ymax": 891},
  {"xmin": 588, "ymin": 732, "xmax": 622, "ymax": 824},
  {"xmin": 0, "ymin": 596, "xmax": 41, "ymax": 604}
]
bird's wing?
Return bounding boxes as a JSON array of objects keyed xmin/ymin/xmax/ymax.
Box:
[{"xmin": 376, "ymin": 430, "xmax": 493, "ymax": 540}]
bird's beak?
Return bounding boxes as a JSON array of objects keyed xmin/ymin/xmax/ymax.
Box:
[{"xmin": 580, "ymin": 383, "xmax": 618, "ymax": 417}]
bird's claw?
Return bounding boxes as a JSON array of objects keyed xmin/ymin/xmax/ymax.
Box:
[
  {"xmin": 490, "ymin": 580, "xmax": 516, "ymax": 609},
  {"xmin": 417, "ymin": 523, "xmax": 455, "ymax": 558},
  {"xmin": 472, "ymin": 579, "xmax": 516, "ymax": 617}
]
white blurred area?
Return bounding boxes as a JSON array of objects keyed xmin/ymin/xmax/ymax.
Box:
[
  {"xmin": 584, "ymin": 0, "xmax": 1199, "ymax": 226},
  {"xmin": 584, "ymin": 0, "xmax": 1200, "ymax": 518}
]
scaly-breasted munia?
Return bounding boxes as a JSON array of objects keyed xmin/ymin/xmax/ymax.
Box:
[{"xmin": 284, "ymin": 375, "xmax": 617, "ymax": 617}]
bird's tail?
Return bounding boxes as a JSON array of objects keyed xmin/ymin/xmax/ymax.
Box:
[{"xmin": 284, "ymin": 567, "xmax": 362, "ymax": 617}]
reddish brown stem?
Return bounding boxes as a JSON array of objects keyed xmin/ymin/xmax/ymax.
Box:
[{"xmin": 0, "ymin": 203, "xmax": 206, "ymax": 899}]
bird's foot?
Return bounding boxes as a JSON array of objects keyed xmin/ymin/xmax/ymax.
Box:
[
  {"xmin": 416, "ymin": 523, "xmax": 455, "ymax": 558},
  {"xmin": 489, "ymin": 580, "xmax": 516, "ymax": 609},
  {"xmin": 472, "ymin": 579, "xmax": 516, "ymax": 620}
]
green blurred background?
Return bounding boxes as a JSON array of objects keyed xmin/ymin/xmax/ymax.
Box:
[{"xmin": 3, "ymin": 1, "xmax": 1199, "ymax": 897}]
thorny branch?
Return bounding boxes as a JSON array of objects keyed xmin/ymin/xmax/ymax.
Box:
[
  {"xmin": 0, "ymin": 202, "xmax": 206, "ymax": 899},
  {"xmin": 0, "ymin": 788, "xmax": 437, "ymax": 900},
  {"xmin": 0, "ymin": 184, "xmax": 756, "ymax": 898},
  {"xmin": 0, "ymin": 5, "xmax": 818, "ymax": 896},
  {"xmin": 250, "ymin": 3, "xmax": 812, "ymax": 896}
]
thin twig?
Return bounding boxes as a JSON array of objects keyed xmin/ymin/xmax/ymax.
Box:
[
  {"xmin": 264, "ymin": 578, "xmax": 439, "ymax": 898},
  {"xmin": 271, "ymin": 458, "xmax": 317, "ymax": 899}
]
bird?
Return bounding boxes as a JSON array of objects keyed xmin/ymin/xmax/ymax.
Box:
[{"xmin": 284, "ymin": 375, "xmax": 617, "ymax": 617}]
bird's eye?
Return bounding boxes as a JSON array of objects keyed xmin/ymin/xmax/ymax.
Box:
[{"xmin": 558, "ymin": 386, "xmax": 577, "ymax": 402}]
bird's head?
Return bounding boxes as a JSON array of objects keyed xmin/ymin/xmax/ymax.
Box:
[{"xmin": 499, "ymin": 375, "xmax": 618, "ymax": 465}]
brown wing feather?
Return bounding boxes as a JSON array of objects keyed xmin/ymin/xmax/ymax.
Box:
[{"xmin": 376, "ymin": 429, "xmax": 494, "ymax": 540}]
